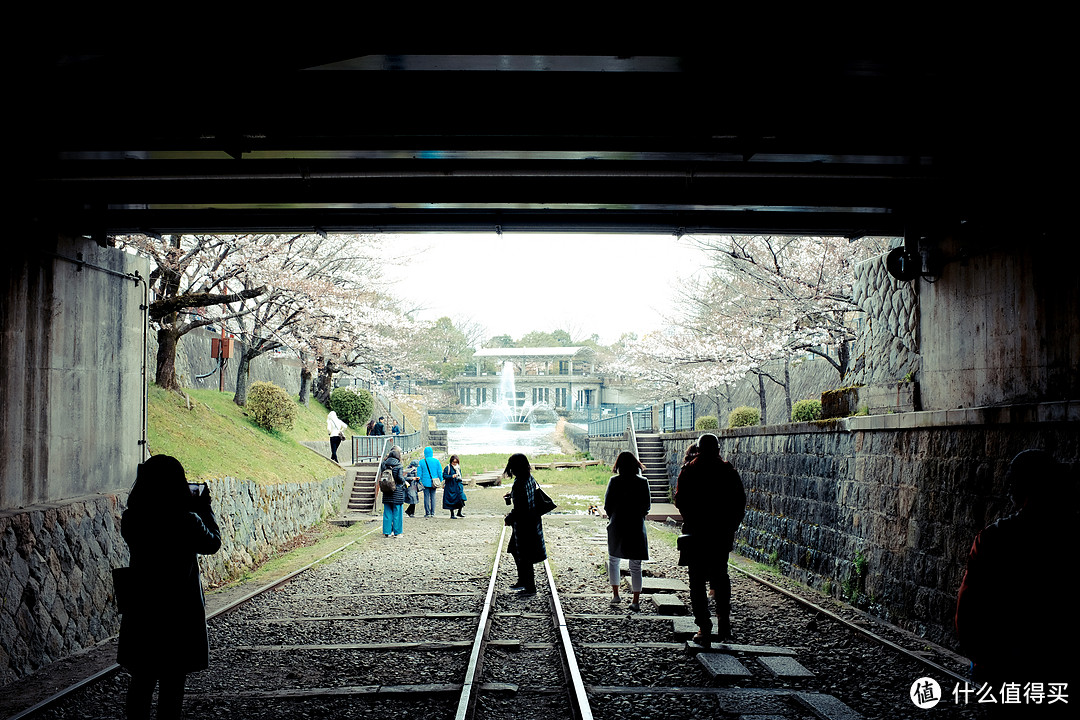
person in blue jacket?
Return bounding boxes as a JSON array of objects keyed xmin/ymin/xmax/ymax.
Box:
[{"xmin": 416, "ymin": 446, "xmax": 443, "ymax": 517}]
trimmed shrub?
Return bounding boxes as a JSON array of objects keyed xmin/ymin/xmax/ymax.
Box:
[
  {"xmin": 791, "ymin": 399, "xmax": 823, "ymax": 422},
  {"xmin": 694, "ymin": 415, "xmax": 719, "ymax": 430},
  {"xmin": 330, "ymin": 386, "xmax": 374, "ymax": 428},
  {"xmin": 247, "ymin": 381, "xmax": 297, "ymax": 432},
  {"xmin": 727, "ymin": 406, "xmax": 760, "ymax": 428}
]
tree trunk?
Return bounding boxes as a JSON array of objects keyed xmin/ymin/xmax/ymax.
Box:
[
  {"xmin": 783, "ymin": 357, "xmax": 793, "ymax": 422},
  {"xmin": 299, "ymin": 365, "xmax": 312, "ymax": 406},
  {"xmin": 233, "ymin": 348, "xmax": 258, "ymax": 406},
  {"xmin": 314, "ymin": 360, "xmax": 337, "ymax": 406},
  {"xmin": 756, "ymin": 372, "xmax": 767, "ymax": 425},
  {"xmin": 836, "ymin": 339, "xmax": 851, "ymax": 380},
  {"xmin": 155, "ymin": 327, "xmax": 183, "ymax": 391}
]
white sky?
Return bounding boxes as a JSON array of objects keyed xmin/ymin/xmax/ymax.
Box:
[{"xmin": 381, "ymin": 232, "xmax": 709, "ymax": 345}]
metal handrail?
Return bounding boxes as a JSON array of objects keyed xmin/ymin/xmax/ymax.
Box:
[
  {"xmin": 351, "ymin": 431, "xmax": 422, "ymax": 463},
  {"xmin": 627, "ymin": 411, "xmax": 639, "ymax": 459}
]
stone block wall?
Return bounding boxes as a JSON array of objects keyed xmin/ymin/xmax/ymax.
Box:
[
  {"xmin": 0, "ymin": 494, "xmax": 126, "ymax": 687},
  {"xmin": 197, "ymin": 474, "xmax": 345, "ymax": 587},
  {"xmin": 0, "ymin": 474, "xmax": 344, "ymax": 686},
  {"xmin": 658, "ymin": 404, "xmax": 1078, "ymax": 647}
]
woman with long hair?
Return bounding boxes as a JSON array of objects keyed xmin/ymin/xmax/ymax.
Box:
[
  {"xmin": 442, "ymin": 454, "xmax": 467, "ymax": 518},
  {"xmin": 604, "ymin": 451, "xmax": 651, "ymax": 611},
  {"xmin": 117, "ymin": 455, "xmax": 221, "ymax": 720},
  {"xmin": 673, "ymin": 434, "xmax": 745, "ymax": 646},
  {"xmin": 503, "ymin": 453, "xmax": 548, "ymax": 595}
]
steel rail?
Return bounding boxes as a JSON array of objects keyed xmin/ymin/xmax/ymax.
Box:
[
  {"xmin": 543, "ymin": 559, "xmax": 595, "ymax": 720},
  {"xmin": 8, "ymin": 529, "xmax": 378, "ymax": 720},
  {"xmin": 728, "ymin": 562, "xmax": 972, "ymax": 687},
  {"xmin": 454, "ymin": 525, "xmax": 508, "ymax": 720}
]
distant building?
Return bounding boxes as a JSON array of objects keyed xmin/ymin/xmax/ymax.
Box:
[{"xmin": 448, "ymin": 346, "xmax": 644, "ymax": 421}]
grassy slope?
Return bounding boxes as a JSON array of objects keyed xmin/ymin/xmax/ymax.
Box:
[{"xmin": 146, "ymin": 385, "xmax": 345, "ymax": 484}]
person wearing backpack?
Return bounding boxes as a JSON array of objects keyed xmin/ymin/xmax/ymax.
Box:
[
  {"xmin": 380, "ymin": 446, "xmax": 406, "ymax": 537},
  {"xmin": 416, "ymin": 446, "xmax": 443, "ymax": 518}
]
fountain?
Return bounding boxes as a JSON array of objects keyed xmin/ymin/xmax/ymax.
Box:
[{"xmin": 497, "ymin": 360, "xmax": 533, "ymax": 430}]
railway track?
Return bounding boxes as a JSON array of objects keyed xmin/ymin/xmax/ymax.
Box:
[{"xmin": 13, "ymin": 513, "xmax": 986, "ymax": 720}]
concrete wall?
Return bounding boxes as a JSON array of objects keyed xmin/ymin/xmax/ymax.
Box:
[
  {"xmin": 152, "ymin": 325, "xmax": 305, "ymax": 398},
  {"xmin": 657, "ymin": 403, "xmax": 1078, "ymax": 647},
  {"xmin": 0, "ymin": 473, "xmax": 343, "ymax": 686},
  {"xmin": 918, "ymin": 240, "xmax": 1080, "ymax": 410},
  {"xmin": 2, "ymin": 236, "xmax": 148, "ymax": 508}
]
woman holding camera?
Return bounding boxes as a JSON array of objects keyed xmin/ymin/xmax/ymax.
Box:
[{"xmin": 117, "ymin": 454, "xmax": 221, "ymax": 720}]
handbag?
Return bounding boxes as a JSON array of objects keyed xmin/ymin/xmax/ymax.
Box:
[
  {"xmin": 112, "ymin": 566, "xmax": 139, "ymax": 613},
  {"xmin": 676, "ymin": 534, "xmax": 695, "ymax": 566},
  {"xmin": 534, "ymin": 485, "xmax": 557, "ymax": 516}
]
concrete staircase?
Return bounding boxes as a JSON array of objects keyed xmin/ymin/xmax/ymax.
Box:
[
  {"xmin": 636, "ymin": 433, "xmax": 671, "ymax": 503},
  {"xmin": 344, "ymin": 462, "xmax": 380, "ymax": 513}
]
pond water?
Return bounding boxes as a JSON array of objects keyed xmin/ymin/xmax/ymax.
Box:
[{"xmin": 442, "ymin": 423, "xmax": 565, "ymax": 456}]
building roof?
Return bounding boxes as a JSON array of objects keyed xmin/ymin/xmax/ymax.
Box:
[{"xmin": 473, "ymin": 347, "xmax": 588, "ymax": 359}]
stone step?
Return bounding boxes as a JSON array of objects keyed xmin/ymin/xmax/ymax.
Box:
[
  {"xmin": 650, "ymin": 593, "xmax": 688, "ymax": 615},
  {"xmin": 758, "ymin": 656, "xmax": 815, "ymax": 678},
  {"xmin": 696, "ymin": 653, "xmax": 752, "ymax": 678},
  {"xmin": 640, "ymin": 577, "xmax": 688, "ymax": 593}
]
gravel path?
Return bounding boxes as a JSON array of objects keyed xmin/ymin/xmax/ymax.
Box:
[{"xmin": 28, "ymin": 505, "xmax": 991, "ymax": 719}]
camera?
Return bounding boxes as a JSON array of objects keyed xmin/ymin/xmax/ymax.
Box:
[
  {"xmin": 188, "ymin": 482, "xmax": 208, "ymax": 498},
  {"xmin": 504, "ymin": 492, "xmax": 512, "ymax": 506}
]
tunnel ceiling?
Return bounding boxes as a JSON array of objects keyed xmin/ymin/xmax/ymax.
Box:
[{"xmin": 20, "ymin": 41, "xmax": 1065, "ymax": 241}]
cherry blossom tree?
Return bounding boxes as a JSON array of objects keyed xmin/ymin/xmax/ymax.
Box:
[
  {"xmin": 603, "ymin": 235, "xmax": 892, "ymax": 422},
  {"xmin": 222, "ymin": 233, "xmax": 384, "ymax": 407},
  {"xmin": 689, "ymin": 235, "xmax": 891, "ymax": 379},
  {"xmin": 114, "ymin": 233, "xmax": 270, "ymax": 391}
]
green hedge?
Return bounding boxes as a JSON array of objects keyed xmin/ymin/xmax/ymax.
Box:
[
  {"xmin": 330, "ymin": 387, "xmax": 374, "ymax": 428},
  {"xmin": 727, "ymin": 406, "xmax": 760, "ymax": 428},
  {"xmin": 791, "ymin": 399, "xmax": 823, "ymax": 422},
  {"xmin": 247, "ymin": 382, "xmax": 298, "ymax": 432},
  {"xmin": 694, "ymin": 415, "xmax": 719, "ymax": 430}
]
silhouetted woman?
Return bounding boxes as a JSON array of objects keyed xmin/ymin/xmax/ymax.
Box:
[
  {"xmin": 605, "ymin": 451, "xmax": 651, "ymax": 611},
  {"xmin": 117, "ymin": 455, "xmax": 221, "ymax": 720},
  {"xmin": 674, "ymin": 433, "xmax": 745, "ymax": 646},
  {"xmin": 503, "ymin": 453, "xmax": 547, "ymax": 595}
]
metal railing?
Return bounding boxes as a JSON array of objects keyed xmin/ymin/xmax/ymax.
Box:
[
  {"xmin": 662, "ymin": 401, "xmax": 696, "ymax": 432},
  {"xmin": 351, "ymin": 431, "xmax": 422, "ymax": 463},
  {"xmin": 587, "ymin": 409, "xmax": 652, "ymax": 437}
]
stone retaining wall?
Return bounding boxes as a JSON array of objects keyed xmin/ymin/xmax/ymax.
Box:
[
  {"xmin": 197, "ymin": 474, "xmax": 345, "ymax": 587},
  {"xmin": 0, "ymin": 474, "xmax": 344, "ymax": 686},
  {"xmin": 0, "ymin": 494, "xmax": 126, "ymax": 687},
  {"xmin": 587, "ymin": 436, "xmax": 625, "ymax": 467},
  {"xmin": 656, "ymin": 403, "xmax": 1077, "ymax": 648}
]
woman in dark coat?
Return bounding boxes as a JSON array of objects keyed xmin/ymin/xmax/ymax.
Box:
[
  {"xmin": 604, "ymin": 451, "xmax": 651, "ymax": 611},
  {"xmin": 117, "ymin": 454, "xmax": 221, "ymax": 720},
  {"xmin": 380, "ymin": 446, "xmax": 406, "ymax": 537},
  {"xmin": 503, "ymin": 453, "xmax": 547, "ymax": 595},
  {"xmin": 442, "ymin": 454, "xmax": 467, "ymax": 518},
  {"xmin": 674, "ymin": 433, "xmax": 745, "ymax": 646}
]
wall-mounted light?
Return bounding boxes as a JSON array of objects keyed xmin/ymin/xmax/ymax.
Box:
[{"xmin": 887, "ymin": 233, "xmax": 940, "ymax": 282}]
